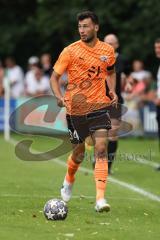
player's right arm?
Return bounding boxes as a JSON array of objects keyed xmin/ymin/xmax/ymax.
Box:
[
  {"xmin": 50, "ymin": 71, "xmax": 65, "ymax": 107},
  {"xmin": 50, "ymin": 48, "xmax": 70, "ymax": 107}
]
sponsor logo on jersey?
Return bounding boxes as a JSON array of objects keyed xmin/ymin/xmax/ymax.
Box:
[{"xmin": 100, "ymin": 55, "xmax": 108, "ymax": 62}]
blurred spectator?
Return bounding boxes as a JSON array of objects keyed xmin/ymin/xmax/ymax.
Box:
[
  {"xmin": 137, "ymin": 76, "xmax": 156, "ymax": 103},
  {"xmin": 154, "ymin": 39, "xmax": 160, "ymax": 105},
  {"xmin": 28, "ymin": 56, "xmax": 39, "ymax": 66},
  {"xmin": 40, "ymin": 53, "xmax": 52, "ymax": 78},
  {"xmin": 153, "ymin": 39, "xmax": 160, "ymax": 168},
  {"xmin": 25, "ymin": 64, "xmax": 50, "ymax": 96},
  {"xmin": 5, "ymin": 57, "xmax": 24, "ymax": 98},
  {"xmin": 0, "ymin": 61, "xmax": 4, "ymax": 96},
  {"xmin": 124, "ymin": 76, "xmax": 146, "ymax": 100},
  {"xmin": 130, "ymin": 60, "xmax": 151, "ymax": 82},
  {"xmin": 123, "ymin": 60, "xmax": 152, "ymax": 135},
  {"xmin": 25, "ymin": 56, "xmax": 40, "ymax": 91},
  {"xmin": 125, "ymin": 60, "xmax": 152, "ymax": 99}
]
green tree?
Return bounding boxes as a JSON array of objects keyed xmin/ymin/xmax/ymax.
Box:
[{"xmin": 0, "ymin": 0, "xmax": 160, "ymax": 69}]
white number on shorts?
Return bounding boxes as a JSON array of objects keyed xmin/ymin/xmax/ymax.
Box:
[{"xmin": 68, "ymin": 130, "xmax": 80, "ymax": 140}]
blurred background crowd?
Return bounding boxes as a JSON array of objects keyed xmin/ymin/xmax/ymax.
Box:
[
  {"xmin": 0, "ymin": 0, "xmax": 160, "ymax": 138},
  {"xmin": 0, "ymin": 53, "xmax": 68, "ymax": 98},
  {"xmin": 0, "ymin": 39, "xmax": 159, "ymax": 137},
  {"xmin": 0, "ymin": 53, "xmax": 155, "ymax": 98}
]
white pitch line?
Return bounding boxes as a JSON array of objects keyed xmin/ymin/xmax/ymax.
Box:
[
  {"xmin": 116, "ymin": 151, "xmax": 160, "ymax": 168},
  {"xmin": 53, "ymin": 158, "xmax": 160, "ymax": 203},
  {"xmin": 135, "ymin": 157, "xmax": 160, "ymax": 168},
  {"xmin": 9, "ymin": 138, "xmax": 160, "ymax": 203},
  {"xmin": 122, "ymin": 152, "xmax": 160, "ymax": 168}
]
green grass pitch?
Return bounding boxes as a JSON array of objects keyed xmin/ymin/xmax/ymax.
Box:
[{"xmin": 0, "ymin": 134, "xmax": 160, "ymax": 240}]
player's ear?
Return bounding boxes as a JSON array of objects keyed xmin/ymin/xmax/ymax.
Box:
[{"xmin": 95, "ymin": 24, "xmax": 99, "ymax": 32}]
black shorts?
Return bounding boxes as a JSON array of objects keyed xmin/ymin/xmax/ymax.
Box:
[{"xmin": 66, "ymin": 108, "xmax": 111, "ymax": 144}]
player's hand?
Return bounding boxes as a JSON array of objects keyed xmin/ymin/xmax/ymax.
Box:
[
  {"xmin": 57, "ymin": 97, "xmax": 66, "ymax": 107},
  {"xmin": 109, "ymin": 90, "xmax": 118, "ymax": 107}
]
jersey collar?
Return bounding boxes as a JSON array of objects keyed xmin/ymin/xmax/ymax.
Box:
[{"xmin": 80, "ymin": 38, "xmax": 100, "ymax": 50}]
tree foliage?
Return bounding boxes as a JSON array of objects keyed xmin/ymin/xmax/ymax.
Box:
[{"xmin": 0, "ymin": 0, "xmax": 160, "ymax": 68}]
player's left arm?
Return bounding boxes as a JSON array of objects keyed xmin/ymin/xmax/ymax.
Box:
[
  {"xmin": 106, "ymin": 64, "xmax": 118, "ymax": 105},
  {"xmin": 105, "ymin": 46, "xmax": 118, "ymax": 105}
]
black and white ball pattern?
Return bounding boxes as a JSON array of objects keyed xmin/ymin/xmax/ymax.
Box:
[{"xmin": 44, "ymin": 199, "xmax": 68, "ymax": 220}]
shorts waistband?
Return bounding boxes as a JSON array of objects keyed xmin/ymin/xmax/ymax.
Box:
[{"xmin": 66, "ymin": 107, "xmax": 109, "ymax": 118}]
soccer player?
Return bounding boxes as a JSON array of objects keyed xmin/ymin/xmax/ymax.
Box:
[
  {"xmin": 50, "ymin": 11, "xmax": 117, "ymax": 212},
  {"xmin": 104, "ymin": 34, "xmax": 129, "ymax": 174}
]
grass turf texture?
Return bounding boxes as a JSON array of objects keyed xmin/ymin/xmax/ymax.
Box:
[{"xmin": 0, "ymin": 134, "xmax": 160, "ymax": 240}]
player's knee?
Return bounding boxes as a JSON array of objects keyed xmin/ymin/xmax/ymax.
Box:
[
  {"xmin": 95, "ymin": 141, "xmax": 106, "ymax": 151},
  {"xmin": 72, "ymin": 151, "xmax": 85, "ymax": 164},
  {"xmin": 76, "ymin": 152, "xmax": 85, "ymax": 163},
  {"xmin": 95, "ymin": 142, "xmax": 107, "ymax": 158},
  {"xmin": 71, "ymin": 143, "xmax": 85, "ymax": 163}
]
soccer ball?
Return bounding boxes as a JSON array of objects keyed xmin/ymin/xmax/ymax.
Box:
[{"xmin": 43, "ymin": 199, "xmax": 68, "ymax": 220}]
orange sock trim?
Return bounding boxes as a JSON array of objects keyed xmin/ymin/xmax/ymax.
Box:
[
  {"xmin": 94, "ymin": 158, "xmax": 108, "ymax": 200},
  {"xmin": 65, "ymin": 155, "xmax": 80, "ymax": 183}
]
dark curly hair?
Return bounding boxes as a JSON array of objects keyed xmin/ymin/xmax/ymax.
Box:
[{"xmin": 77, "ymin": 11, "xmax": 99, "ymax": 25}]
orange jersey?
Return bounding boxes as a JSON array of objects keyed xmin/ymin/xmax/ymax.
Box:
[{"xmin": 54, "ymin": 39, "xmax": 115, "ymax": 115}]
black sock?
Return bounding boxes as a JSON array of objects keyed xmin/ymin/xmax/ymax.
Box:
[{"xmin": 108, "ymin": 140, "xmax": 118, "ymax": 172}]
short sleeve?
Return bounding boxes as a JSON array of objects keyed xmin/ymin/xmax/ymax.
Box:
[
  {"xmin": 107, "ymin": 46, "xmax": 116, "ymax": 67},
  {"xmin": 53, "ymin": 48, "xmax": 70, "ymax": 75}
]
